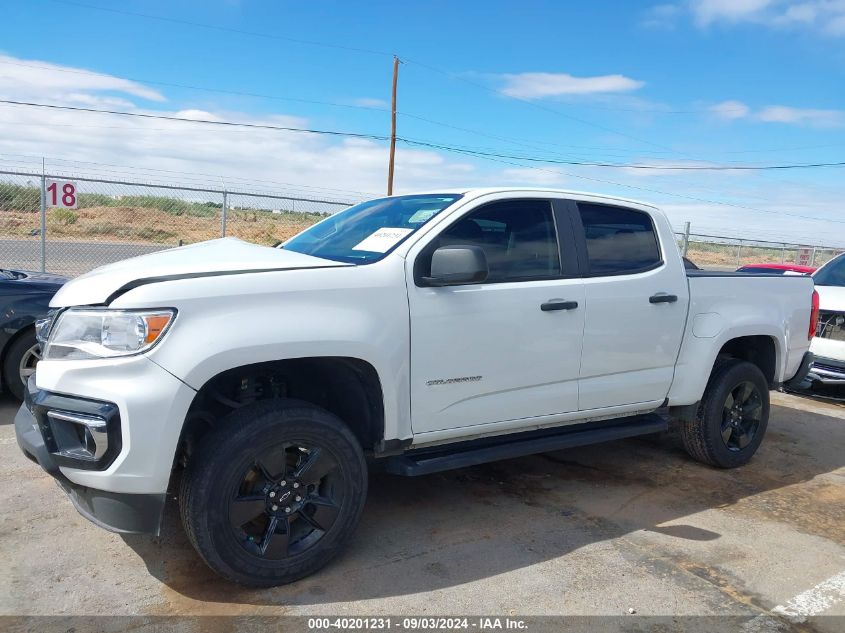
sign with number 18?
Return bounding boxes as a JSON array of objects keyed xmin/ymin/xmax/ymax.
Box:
[{"xmin": 45, "ymin": 180, "xmax": 78, "ymax": 209}]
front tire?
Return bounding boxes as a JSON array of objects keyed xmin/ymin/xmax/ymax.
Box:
[
  {"xmin": 3, "ymin": 330, "xmax": 40, "ymax": 401},
  {"xmin": 680, "ymin": 359, "xmax": 770, "ymax": 468},
  {"xmin": 179, "ymin": 399, "xmax": 368, "ymax": 587}
]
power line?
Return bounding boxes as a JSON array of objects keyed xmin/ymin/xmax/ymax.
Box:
[
  {"xmin": 0, "ymin": 59, "xmax": 391, "ymax": 114},
  {"xmin": 0, "ymin": 99, "xmax": 391, "ymax": 141},
  {"xmin": 403, "ymin": 139, "xmax": 845, "ymax": 171},
  {"xmin": 40, "ymin": 0, "xmax": 734, "ymax": 158},
  {"xmin": 45, "ymin": 0, "xmax": 393, "ymax": 58},
  {"xmin": 0, "ymin": 152, "xmax": 377, "ymax": 198},
  {"xmin": 5, "ymin": 58, "xmax": 839, "ymax": 167},
  {"xmin": 0, "ymin": 59, "xmax": 681, "ymax": 162},
  {"xmin": 440, "ymin": 150, "xmax": 845, "ymax": 225},
  {"xmin": 0, "ymin": 59, "xmax": 685, "ymax": 162},
  {"xmin": 3, "ymin": 99, "xmax": 843, "ymax": 171}
]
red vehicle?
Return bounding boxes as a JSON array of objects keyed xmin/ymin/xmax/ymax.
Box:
[{"xmin": 736, "ymin": 263, "xmax": 816, "ymax": 275}]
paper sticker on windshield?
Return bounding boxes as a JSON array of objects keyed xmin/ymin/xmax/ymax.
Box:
[
  {"xmin": 408, "ymin": 208, "xmax": 439, "ymax": 224},
  {"xmin": 352, "ymin": 227, "xmax": 414, "ymax": 252}
]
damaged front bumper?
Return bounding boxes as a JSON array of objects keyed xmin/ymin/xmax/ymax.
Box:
[{"xmin": 14, "ymin": 379, "xmax": 165, "ymax": 534}]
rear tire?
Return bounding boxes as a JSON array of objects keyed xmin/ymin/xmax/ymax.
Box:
[
  {"xmin": 680, "ymin": 359, "xmax": 770, "ymax": 468},
  {"xmin": 179, "ymin": 399, "xmax": 367, "ymax": 587},
  {"xmin": 3, "ymin": 330, "xmax": 39, "ymax": 401}
]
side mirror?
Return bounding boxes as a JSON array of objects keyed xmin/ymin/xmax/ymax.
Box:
[{"xmin": 420, "ymin": 245, "xmax": 488, "ymax": 286}]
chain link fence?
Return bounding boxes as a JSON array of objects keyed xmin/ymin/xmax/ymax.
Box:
[
  {"xmin": 0, "ymin": 170, "xmax": 351, "ymax": 277},
  {"xmin": 2, "ymin": 166, "xmax": 843, "ymax": 277},
  {"xmin": 674, "ymin": 228, "xmax": 844, "ymax": 271}
]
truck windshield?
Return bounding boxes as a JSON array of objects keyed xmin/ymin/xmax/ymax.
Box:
[
  {"xmin": 282, "ymin": 194, "xmax": 462, "ymax": 263},
  {"xmin": 813, "ymin": 254, "xmax": 845, "ymax": 287}
]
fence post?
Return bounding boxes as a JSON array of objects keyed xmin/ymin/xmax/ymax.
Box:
[
  {"xmin": 681, "ymin": 221, "xmax": 691, "ymax": 256},
  {"xmin": 781, "ymin": 243, "xmax": 786, "ymax": 263},
  {"xmin": 811, "ymin": 247, "xmax": 817, "ymax": 267},
  {"xmin": 221, "ymin": 190, "xmax": 228, "ymax": 237},
  {"xmin": 39, "ymin": 159, "xmax": 47, "ymax": 273},
  {"xmin": 736, "ymin": 240, "xmax": 743, "ymax": 267}
]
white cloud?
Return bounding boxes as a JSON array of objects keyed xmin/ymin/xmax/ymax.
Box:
[
  {"xmin": 351, "ymin": 97, "xmax": 388, "ymax": 109},
  {"xmin": 0, "ymin": 54, "xmax": 165, "ymax": 105},
  {"xmin": 641, "ymin": 3, "xmax": 683, "ymax": 28},
  {"xmin": 645, "ymin": 1, "xmax": 845, "ymax": 36},
  {"xmin": 756, "ymin": 105, "xmax": 845, "ymax": 126},
  {"xmin": 709, "ymin": 100, "xmax": 845, "ymax": 127},
  {"xmin": 0, "ymin": 55, "xmax": 484, "ymax": 198},
  {"xmin": 829, "ymin": 11, "xmax": 845, "ymax": 34},
  {"xmin": 709, "ymin": 100, "xmax": 751, "ymax": 120},
  {"xmin": 690, "ymin": 0, "xmax": 774, "ymax": 26},
  {"xmin": 498, "ymin": 72, "xmax": 645, "ymax": 100}
]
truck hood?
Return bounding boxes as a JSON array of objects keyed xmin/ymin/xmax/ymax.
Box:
[
  {"xmin": 816, "ymin": 284, "xmax": 845, "ymax": 311},
  {"xmin": 51, "ymin": 237, "xmax": 349, "ymax": 307}
]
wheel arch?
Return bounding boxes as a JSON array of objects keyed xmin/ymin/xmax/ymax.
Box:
[
  {"xmin": 715, "ymin": 335, "xmax": 778, "ymax": 387},
  {"xmin": 174, "ymin": 356, "xmax": 387, "ymax": 474},
  {"xmin": 668, "ymin": 322, "xmax": 785, "ymax": 407}
]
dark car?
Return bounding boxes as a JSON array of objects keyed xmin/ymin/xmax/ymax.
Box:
[{"xmin": 1, "ymin": 268, "xmax": 65, "ymax": 400}]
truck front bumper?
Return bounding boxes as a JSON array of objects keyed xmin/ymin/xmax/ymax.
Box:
[
  {"xmin": 809, "ymin": 336, "xmax": 845, "ymax": 385},
  {"xmin": 807, "ymin": 356, "xmax": 845, "ymax": 385},
  {"xmin": 15, "ymin": 386, "xmax": 166, "ymax": 534},
  {"xmin": 14, "ymin": 354, "xmax": 196, "ymax": 534}
]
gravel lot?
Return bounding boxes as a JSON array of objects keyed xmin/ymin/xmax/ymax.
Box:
[{"xmin": 1, "ymin": 390, "xmax": 843, "ymax": 630}]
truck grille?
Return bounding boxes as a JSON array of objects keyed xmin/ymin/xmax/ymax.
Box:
[
  {"xmin": 817, "ymin": 310, "xmax": 845, "ymax": 342},
  {"xmin": 813, "ymin": 362, "xmax": 845, "ymax": 376}
]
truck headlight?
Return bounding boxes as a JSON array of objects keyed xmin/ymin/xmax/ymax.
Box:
[{"xmin": 43, "ymin": 309, "xmax": 175, "ymax": 361}]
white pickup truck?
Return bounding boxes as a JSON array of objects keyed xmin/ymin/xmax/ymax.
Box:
[{"xmin": 16, "ymin": 188, "xmax": 816, "ymax": 586}]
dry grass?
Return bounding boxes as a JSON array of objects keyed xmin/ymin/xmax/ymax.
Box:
[
  {"xmin": 686, "ymin": 242, "xmax": 839, "ymax": 269},
  {"xmin": 0, "ymin": 206, "xmax": 318, "ymax": 246}
]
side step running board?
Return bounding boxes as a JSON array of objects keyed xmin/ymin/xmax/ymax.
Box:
[{"xmin": 383, "ymin": 414, "xmax": 667, "ymax": 476}]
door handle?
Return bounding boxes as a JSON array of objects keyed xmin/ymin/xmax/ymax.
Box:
[
  {"xmin": 541, "ymin": 300, "xmax": 579, "ymax": 311},
  {"xmin": 649, "ymin": 293, "xmax": 678, "ymax": 304}
]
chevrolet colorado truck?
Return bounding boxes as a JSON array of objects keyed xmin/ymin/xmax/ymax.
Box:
[{"xmin": 15, "ymin": 188, "xmax": 816, "ymax": 586}]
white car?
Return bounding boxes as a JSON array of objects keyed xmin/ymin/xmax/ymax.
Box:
[
  {"xmin": 15, "ymin": 188, "xmax": 816, "ymax": 586},
  {"xmin": 808, "ymin": 253, "xmax": 845, "ymax": 386}
]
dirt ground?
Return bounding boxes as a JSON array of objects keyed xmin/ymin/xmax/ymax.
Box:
[
  {"xmin": 1, "ymin": 205, "xmax": 319, "ymax": 246},
  {"xmin": 1, "ymin": 390, "xmax": 843, "ymax": 631}
]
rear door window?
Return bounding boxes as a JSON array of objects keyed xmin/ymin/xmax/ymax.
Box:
[{"xmin": 577, "ymin": 203, "xmax": 662, "ymax": 276}]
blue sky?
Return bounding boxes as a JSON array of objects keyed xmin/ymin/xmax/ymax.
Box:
[{"xmin": 1, "ymin": 0, "xmax": 844, "ymax": 245}]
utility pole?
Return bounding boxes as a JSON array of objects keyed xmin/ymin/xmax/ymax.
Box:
[{"xmin": 387, "ymin": 55, "xmax": 399, "ymax": 196}]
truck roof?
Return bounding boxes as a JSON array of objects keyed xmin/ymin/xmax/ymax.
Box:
[{"xmin": 399, "ymin": 187, "xmax": 660, "ymax": 211}]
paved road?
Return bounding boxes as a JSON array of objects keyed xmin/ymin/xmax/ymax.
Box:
[
  {"xmin": 1, "ymin": 238, "xmax": 166, "ymax": 276},
  {"xmin": 1, "ymin": 391, "xmax": 843, "ymax": 630}
]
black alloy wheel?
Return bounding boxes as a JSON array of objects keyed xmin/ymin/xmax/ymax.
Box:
[
  {"xmin": 720, "ymin": 381, "xmax": 763, "ymax": 452},
  {"xmin": 680, "ymin": 358, "xmax": 770, "ymax": 468},
  {"xmin": 229, "ymin": 443, "xmax": 343, "ymax": 559}
]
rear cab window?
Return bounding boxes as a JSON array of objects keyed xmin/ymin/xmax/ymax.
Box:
[{"xmin": 576, "ymin": 203, "xmax": 662, "ymax": 276}]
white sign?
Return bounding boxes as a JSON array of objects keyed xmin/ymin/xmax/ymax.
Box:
[
  {"xmin": 796, "ymin": 247, "xmax": 813, "ymax": 267},
  {"xmin": 45, "ymin": 179, "xmax": 78, "ymax": 209},
  {"xmin": 352, "ymin": 227, "xmax": 413, "ymax": 253}
]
